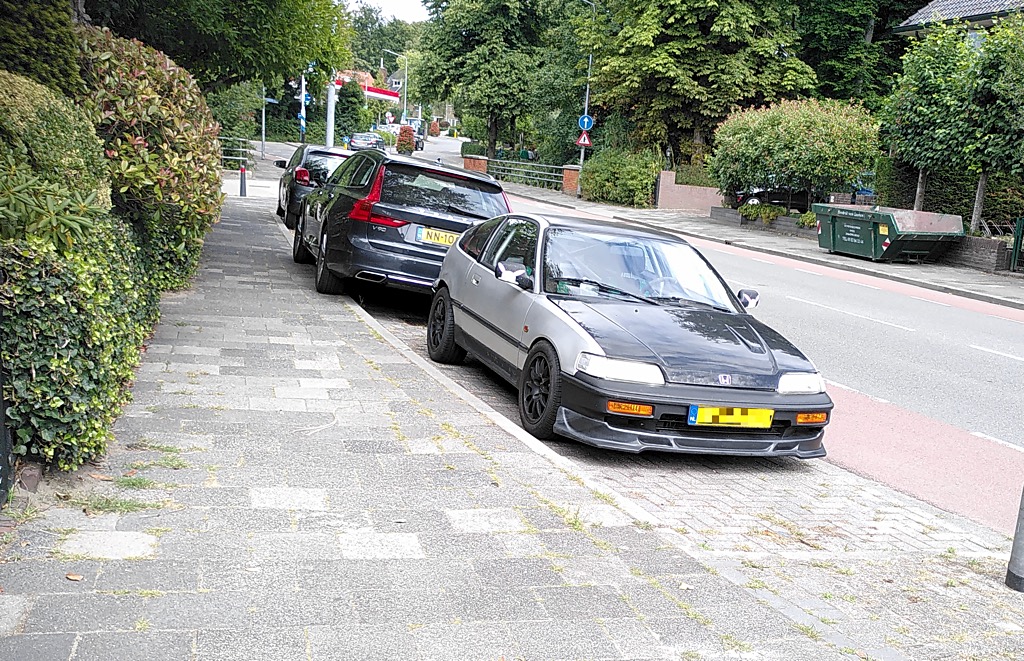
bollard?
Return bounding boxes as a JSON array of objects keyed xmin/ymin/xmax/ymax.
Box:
[
  {"xmin": 239, "ymin": 164, "xmax": 247, "ymax": 197},
  {"xmin": 1007, "ymin": 486, "xmax": 1024, "ymax": 592}
]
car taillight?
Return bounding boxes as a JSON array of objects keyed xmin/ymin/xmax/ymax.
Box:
[
  {"xmin": 295, "ymin": 167, "xmax": 310, "ymax": 186},
  {"xmin": 348, "ymin": 165, "xmax": 408, "ymax": 227}
]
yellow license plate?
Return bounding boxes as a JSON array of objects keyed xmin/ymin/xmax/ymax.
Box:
[
  {"xmin": 418, "ymin": 227, "xmax": 459, "ymax": 247},
  {"xmin": 687, "ymin": 405, "xmax": 774, "ymax": 429}
]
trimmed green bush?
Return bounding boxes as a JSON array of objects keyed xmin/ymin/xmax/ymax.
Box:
[
  {"xmin": 461, "ymin": 141, "xmax": 487, "ymax": 158},
  {"xmin": 0, "ymin": 214, "xmax": 158, "ymax": 470},
  {"xmin": 875, "ymin": 155, "xmax": 1024, "ymax": 234},
  {"xmin": 77, "ymin": 26, "xmax": 224, "ymax": 291},
  {"xmin": 0, "ymin": 0, "xmax": 82, "ymax": 94},
  {"xmin": 580, "ymin": 149, "xmax": 661, "ymax": 208},
  {"xmin": 675, "ymin": 163, "xmax": 714, "ymax": 188},
  {"xmin": 0, "ymin": 71, "xmax": 110, "ymax": 209},
  {"xmin": 739, "ymin": 203, "xmax": 787, "ymax": 226}
]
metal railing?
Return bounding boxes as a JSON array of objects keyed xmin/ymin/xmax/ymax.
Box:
[
  {"xmin": 219, "ymin": 136, "xmax": 255, "ymax": 171},
  {"xmin": 486, "ymin": 159, "xmax": 566, "ymax": 190}
]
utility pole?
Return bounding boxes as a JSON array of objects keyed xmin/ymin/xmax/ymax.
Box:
[
  {"xmin": 383, "ymin": 50, "xmax": 408, "ymax": 123},
  {"xmin": 261, "ymin": 85, "xmax": 266, "ymax": 160},
  {"xmin": 299, "ymin": 75, "xmax": 307, "ymax": 143},
  {"xmin": 325, "ymin": 78, "xmax": 337, "ymax": 148},
  {"xmin": 577, "ymin": 0, "xmax": 596, "ymax": 198}
]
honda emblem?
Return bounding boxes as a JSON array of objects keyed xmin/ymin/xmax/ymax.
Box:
[{"xmin": 718, "ymin": 374, "xmax": 732, "ymax": 386}]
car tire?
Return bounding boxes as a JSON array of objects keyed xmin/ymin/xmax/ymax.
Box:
[
  {"xmin": 427, "ymin": 287, "xmax": 466, "ymax": 364},
  {"xmin": 292, "ymin": 213, "xmax": 313, "ymax": 264},
  {"xmin": 518, "ymin": 341, "xmax": 562, "ymax": 440},
  {"xmin": 283, "ymin": 209, "xmax": 298, "ymax": 230},
  {"xmin": 743, "ymin": 197, "xmax": 761, "ymax": 206},
  {"xmin": 314, "ymin": 227, "xmax": 345, "ymax": 295}
]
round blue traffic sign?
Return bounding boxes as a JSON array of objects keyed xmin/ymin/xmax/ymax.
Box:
[{"xmin": 578, "ymin": 114, "xmax": 595, "ymax": 131}]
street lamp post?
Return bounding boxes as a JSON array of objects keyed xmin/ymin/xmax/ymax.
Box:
[{"xmin": 383, "ymin": 49, "xmax": 409, "ymax": 123}]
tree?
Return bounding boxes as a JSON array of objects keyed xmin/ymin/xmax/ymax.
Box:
[
  {"xmin": 881, "ymin": 23, "xmax": 972, "ymax": 210},
  {"xmin": 334, "ymin": 79, "xmax": 367, "ymax": 138},
  {"xmin": 795, "ymin": 0, "xmax": 930, "ymax": 108},
  {"xmin": 350, "ymin": 1, "xmax": 422, "ymax": 72},
  {"xmin": 960, "ymin": 15, "xmax": 1024, "ymax": 234},
  {"xmin": 707, "ymin": 99, "xmax": 879, "ymax": 204},
  {"xmin": 585, "ymin": 0, "xmax": 816, "ymax": 153},
  {"xmin": 419, "ymin": 0, "xmax": 545, "ymax": 158},
  {"xmin": 85, "ymin": 0, "xmax": 354, "ymax": 91}
]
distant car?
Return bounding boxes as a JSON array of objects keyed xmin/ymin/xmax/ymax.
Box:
[
  {"xmin": 735, "ymin": 188, "xmax": 812, "ymax": 213},
  {"xmin": 350, "ymin": 132, "xmax": 385, "ymax": 151},
  {"xmin": 292, "ymin": 150, "xmax": 511, "ymax": 295},
  {"xmin": 275, "ymin": 145, "xmax": 354, "ymax": 229},
  {"xmin": 427, "ymin": 214, "xmax": 833, "ymax": 458}
]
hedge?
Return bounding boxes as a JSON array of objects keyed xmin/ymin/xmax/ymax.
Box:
[
  {"xmin": 461, "ymin": 141, "xmax": 487, "ymax": 158},
  {"xmin": 875, "ymin": 155, "xmax": 1024, "ymax": 234},
  {"xmin": 0, "ymin": 0, "xmax": 82, "ymax": 94},
  {"xmin": 0, "ymin": 71, "xmax": 110, "ymax": 209},
  {"xmin": 78, "ymin": 26, "xmax": 224, "ymax": 292},
  {"xmin": 580, "ymin": 149, "xmax": 662, "ymax": 208},
  {"xmin": 0, "ymin": 215, "xmax": 158, "ymax": 470}
]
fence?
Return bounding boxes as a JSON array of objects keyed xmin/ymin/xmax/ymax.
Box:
[
  {"xmin": 219, "ymin": 137, "xmax": 255, "ymax": 171},
  {"xmin": 486, "ymin": 159, "xmax": 568, "ymax": 191}
]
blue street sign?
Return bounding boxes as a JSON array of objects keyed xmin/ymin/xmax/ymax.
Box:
[
  {"xmin": 304, "ymin": 93, "xmax": 312, "ymax": 104},
  {"xmin": 264, "ymin": 97, "xmax": 279, "ymax": 104},
  {"xmin": 578, "ymin": 114, "xmax": 595, "ymax": 131}
]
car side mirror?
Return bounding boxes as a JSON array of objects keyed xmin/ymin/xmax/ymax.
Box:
[
  {"xmin": 274, "ymin": 160, "xmax": 286, "ymax": 168},
  {"xmin": 737, "ymin": 289, "xmax": 760, "ymax": 310},
  {"xmin": 515, "ymin": 273, "xmax": 534, "ymax": 291}
]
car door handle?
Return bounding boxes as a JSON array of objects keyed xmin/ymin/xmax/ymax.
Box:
[{"xmin": 471, "ymin": 276, "xmax": 480, "ymax": 286}]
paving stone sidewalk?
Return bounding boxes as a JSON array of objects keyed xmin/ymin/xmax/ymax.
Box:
[{"xmin": 2, "ymin": 197, "xmax": 860, "ymax": 660}]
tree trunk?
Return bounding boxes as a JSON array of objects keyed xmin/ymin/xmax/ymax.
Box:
[
  {"xmin": 970, "ymin": 171, "xmax": 989, "ymax": 235},
  {"xmin": 70, "ymin": 0, "xmax": 91, "ymax": 24},
  {"xmin": 914, "ymin": 168, "xmax": 927, "ymax": 211},
  {"xmin": 486, "ymin": 114, "xmax": 498, "ymax": 160}
]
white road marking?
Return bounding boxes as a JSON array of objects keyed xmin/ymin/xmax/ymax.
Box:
[
  {"xmin": 992, "ymin": 316, "xmax": 1024, "ymax": 325},
  {"xmin": 825, "ymin": 380, "xmax": 890, "ymax": 404},
  {"xmin": 751, "ymin": 258, "xmax": 773, "ymax": 264},
  {"xmin": 969, "ymin": 345, "xmax": 1024, "ymax": 363},
  {"xmin": 970, "ymin": 431, "xmax": 1024, "ymax": 454},
  {"xmin": 846, "ymin": 281, "xmax": 880, "ymax": 290},
  {"xmin": 795, "ymin": 268, "xmax": 818, "ymax": 275},
  {"xmin": 910, "ymin": 296, "xmax": 950, "ymax": 307},
  {"xmin": 787, "ymin": 296, "xmax": 916, "ymax": 332}
]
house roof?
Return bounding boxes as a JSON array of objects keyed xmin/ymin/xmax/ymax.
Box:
[{"xmin": 897, "ymin": 0, "xmax": 1024, "ymax": 31}]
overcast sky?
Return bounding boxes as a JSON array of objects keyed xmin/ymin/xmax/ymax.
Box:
[{"xmin": 361, "ymin": 0, "xmax": 430, "ymax": 22}]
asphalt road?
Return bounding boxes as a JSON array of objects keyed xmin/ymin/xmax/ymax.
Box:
[{"xmin": 254, "ymin": 136, "xmax": 1024, "ymax": 531}]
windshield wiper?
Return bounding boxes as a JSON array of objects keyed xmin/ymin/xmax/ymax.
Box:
[
  {"xmin": 557, "ymin": 278, "xmax": 660, "ymax": 306},
  {"xmin": 444, "ymin": 204, "xmax": 489, "ymax": 220},
  {"xmin": 650, "ymin": 296, "xmax": 733, "ymax": 313}
]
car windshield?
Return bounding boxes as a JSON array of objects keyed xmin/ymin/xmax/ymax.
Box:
[
  {"xmin": 541, "ymin": 227, "xmax": 737, "ymax": 311},
  {"xmin": 380, "ymin": 165, "xmax": 508, "ymax": 219}
]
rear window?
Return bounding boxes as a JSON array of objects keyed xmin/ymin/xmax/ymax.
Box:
[
  {"xmin": 380, "ymin": 164, "xmax": 508, "ymax": 220},
  {"xmin": 304, "ymin": 151, "xmax": 349, "ymax": 184}
]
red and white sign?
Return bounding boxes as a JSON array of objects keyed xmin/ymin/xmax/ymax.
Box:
[
  {"xmin": 575, "ymin": 131, "xmax": 592, "ymax": 147},
  {"xmin": 335, "ymin": 79, "xmax": 401, "ymax": 103}
]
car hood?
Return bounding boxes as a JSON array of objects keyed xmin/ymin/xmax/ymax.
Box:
[{"xmin": 554, "ymin": 298, "xmax": 816, "ymax": 389}]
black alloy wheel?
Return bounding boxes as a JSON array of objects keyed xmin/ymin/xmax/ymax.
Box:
[
  {"xmin": 292, "ymin": 212, "xmax": 313, "ymax": 264},
  {"xmin": 426, "ymin": 288, "xmax": 466, "ymax": 364},
  {"xmin": 314, "ymin": 227, "xmax": 345, "ymax": 295},
  {"xmin": 518, "ymin": 341, "xmax": 562, "ymax": 439}
]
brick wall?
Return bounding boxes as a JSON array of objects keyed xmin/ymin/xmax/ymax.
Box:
[
  {"xmin": 561, "ymin": 166, "xmax": 580, "ymax": 197},
  {"xmin": 656, "ymin": 171, "xmax": 724, "ymax": 213},
  {"xmin": 943, "ymin": 235, "xmax": 1011, "ymax": 271},
  {"xmin": 462, "ymin": 155, "xmax": 488, "ymax": 173}
]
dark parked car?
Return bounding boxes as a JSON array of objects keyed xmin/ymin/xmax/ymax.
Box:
[
  {"xmin": 292, "ymin": 151, "xmax": 511, "ymax": 295},
  {"xmin": 428, "ymin": 214, "xmax": 833, "ymax": 458},
  {"xmin": 349, "ymin": 132, "xmax": 385, "ymax": 151},
  {"xmin": 275, "ymin": 145, "xmax": 354, "ymax": 229}
]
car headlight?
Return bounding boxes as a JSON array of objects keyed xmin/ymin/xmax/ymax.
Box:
[
  {"xmin": 575, "ymin": 353, "xmax": 665, "ymax": 385},
  {"xmin": 777, "ymin": 372, "xmax": 826, "ymax": 394}
]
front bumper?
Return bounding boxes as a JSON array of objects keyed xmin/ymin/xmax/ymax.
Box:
[{"xmin": 554, "ymin": 373, "xmax": 832, "ymax": 459}]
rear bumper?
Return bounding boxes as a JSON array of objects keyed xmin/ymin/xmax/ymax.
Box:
[
  {"xmin": 326, "ymin": 224, "xmax": 444, "ymax": 292},
  {"xmin": 554, "ymin": 373, "xmax": 831, "ymax": 459}
]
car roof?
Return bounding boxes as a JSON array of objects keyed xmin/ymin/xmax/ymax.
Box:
[
  {"xmin": 518, "ymin": 213, "xmax": 691, "ymax": 244},
  {"xmin": 379, "ymin": 153, "xmax": 501, "ymax": 186},
  {"xmin": 305, "ymin": 146, "xmax": 354, "ymax": 157}
]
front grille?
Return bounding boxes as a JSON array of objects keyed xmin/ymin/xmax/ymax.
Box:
[{"xmin": 655, "ymin": 414, "xmax": 789, "ymax": 438}]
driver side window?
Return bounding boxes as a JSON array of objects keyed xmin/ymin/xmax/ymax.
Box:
[{"xmin": 481, "ymin": 218, "xmax": 539, "ymax": 279}]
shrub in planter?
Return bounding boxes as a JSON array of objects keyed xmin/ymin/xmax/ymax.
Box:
[
  {"xmin": 797, "ymin": 211, "xmax": 817, "ymax": 228},
  {"xmin": 580, "ymin": 148, "xmax": 662, "ymax": 208},
  {"xmin": 0, "ymin": 71, "xmax": 110, "ymax": 209},
  {"xmin": 396, "ymin": 125, "xmax": 416, "ymax": 155},
  {"xmin": 0, "ymin": 213, "xmax": 158, "ymax": 469},
  {"xmin": 461, "ymin": 141, "xmax": 487, "ymax": 157},
  {"xmin": 739, "ymin": 203, "xmax": 787, "ymax": 225},
  {"xmin": 429, "ymin": 120, "xmax": 440, "ymax": 137},
  {"xmin": 77, "ymin": 26, "xmax": 224, "ymax": 292}
]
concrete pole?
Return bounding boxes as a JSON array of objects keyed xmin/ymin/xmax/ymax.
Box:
[
  {"xmin": 1007, "ymin": 487, "xmax": 1024, "ymax": 592},
  {"xmin": 325, "ymin": 80, "xmax": 337, "ymax": 148},
  {"xmin": 261, "ymin": 85, "xmax": 266, "ymax": 160},
  {"xmin": 576, "ymin": 51, "xmax": 592, "ymax": 199}
]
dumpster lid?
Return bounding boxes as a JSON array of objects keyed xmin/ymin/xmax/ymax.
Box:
[{"xmin": 814, "ymin": 204, "xmax": 964, "ymax": 235}]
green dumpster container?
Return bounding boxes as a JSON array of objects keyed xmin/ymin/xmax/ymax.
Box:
[{"xmin": 813, "ymin": 204, "xmax": 964, "ymax": 262}]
